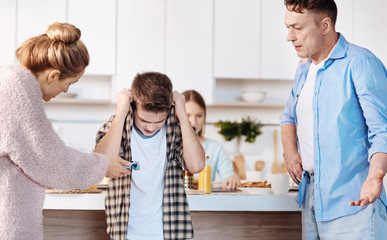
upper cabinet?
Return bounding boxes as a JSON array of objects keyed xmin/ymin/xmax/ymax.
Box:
[
  {"xmin": 214, "ymin": 0, "xmax": 300, "ymax": 80},
  {"xmin": 17, "ymin": 0, "xmax": 67, "ymax": 46},
  {"xmin": 260, "ymin": 0, "xmax": 299, "ymax": 80},
  {"xmin": 68, "ymin": 0, "xmax": 116, "ymax": 75},
  {"xmin": 115, "ymin": 0, "xmax": 165, "ymax": 92},
  {"xmin": 335, "ymin": 0, "xmax": 354, "ymax": 42},
  {"xmin": 15, "ymin": 0, "xmax": 115, "ymax": 76},
  {"xmin": 3, "ymin": 0, "xmax": 386, "ymax": 104},
  {"xmin": 214, "ymin": 0, "xmax": 261, "ymax": 79},
  {"xmin": 353, "ymin": 0, "xmax": 387, "ymax": 65},
  {"xmin": 0, "ymin": 0, "xmax": 17, "ymax": 66},
  {"xmin": 165, "ymin": 0, "xmax": 214, "ymax": 104}
]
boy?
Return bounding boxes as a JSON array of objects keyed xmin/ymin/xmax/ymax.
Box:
[{"xmin": 95, "ymin": 72, "xmax": 205, "ymax": 240}]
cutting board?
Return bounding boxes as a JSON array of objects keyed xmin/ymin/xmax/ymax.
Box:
[{"xmin": 233, "ymin": 155, "xmax": 246, "ymax": 180}]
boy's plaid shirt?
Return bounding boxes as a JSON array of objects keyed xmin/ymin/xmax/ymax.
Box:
[{"xmin": 95, "ymin": 106, "xmax": 194, "ymax": 240}]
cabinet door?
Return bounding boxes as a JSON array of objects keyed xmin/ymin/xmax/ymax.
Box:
[
  {"xmin": 214, "ymin": 0, "xmax": 261, "ymax": 79},
  {"xmin": 0, "ymin": 0, "xmax": 16, "ymax": 65},
  {"xmin": 115, "ymin": 0, "xmax": 165, "ymax": 93},
  {"xmin": 353, "ymin": 0, "xmax": 387, "ymax": 65},
  {"xmin": 166, "ymin": 0, "xmax": 214, "ymax": 104},
  {"xmin": 68, "ymin": 0, "xmax": 116, "ymax": 75},
  {"xmin": 335, "ymin": 0, "xmax": 354, "ymax": 42},
  {"xmin": 17, "ymin": 0, "xmax": 67, "ymax": 46},
  {"xmin": 261, "ymin": 0, "xmax": 299, "ymax": 80}
]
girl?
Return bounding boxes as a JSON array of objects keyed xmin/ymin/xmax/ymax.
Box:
[{"xmin": 182, "ymin": 90, "xmax": 240, "ymax": 190}]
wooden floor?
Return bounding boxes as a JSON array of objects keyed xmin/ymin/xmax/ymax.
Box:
[{"xmin": 43, "ymin": 210, "xmax": 301, "ymax": 240}]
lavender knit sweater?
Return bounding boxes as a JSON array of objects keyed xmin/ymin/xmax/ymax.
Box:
[{"xmin": 0, "ymin": 66, "xmax": 109, "ymax": 240}]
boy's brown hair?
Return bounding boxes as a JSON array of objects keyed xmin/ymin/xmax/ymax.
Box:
[{"xmin": 131, "ymin": 72, "xmax": 173, "ymax": 113}]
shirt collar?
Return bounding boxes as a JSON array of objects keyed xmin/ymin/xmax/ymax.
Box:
[
  {"xmin": 329, "ymin": 33, "xmax": 349, "ymax": 60},
  {"xmin": 299, "ymin": 33, "xmax": 349, "ymax": 72}
]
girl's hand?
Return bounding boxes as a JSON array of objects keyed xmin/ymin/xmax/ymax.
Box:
[{"xmin": 222, "ymin": 173, "xmax": 241, "ymax": 190}]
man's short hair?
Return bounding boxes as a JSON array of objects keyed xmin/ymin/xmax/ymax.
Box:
[
  {"xmin": 131, "ymin": 72, "xmax": 173, "ymax": 113},
  {"xmin": 284, "ymin": 0, "xmax": 337, "ymax": 27}
]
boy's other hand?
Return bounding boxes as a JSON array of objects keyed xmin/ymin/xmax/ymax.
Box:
[
  {"xmin": 173, "ymin": 91, "xmax": 187, "ymax": 120},
  {"xmin": 106, "ymin": 156, "xmax": 131, "ymax": 178},
  {"xmin": 116, "ymin": 88, "xmax": 132, "ymax": 118}
]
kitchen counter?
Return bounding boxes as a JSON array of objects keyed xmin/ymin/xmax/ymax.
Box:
[
  {"xmin": 43, "ymin": 191, "xmax": 301, "ymax": 240},
  {"xmin": 43, "ymin": 191, "xmax": 300, "ymax": 211}
]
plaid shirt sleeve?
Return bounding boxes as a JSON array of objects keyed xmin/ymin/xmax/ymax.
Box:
[
  {"xmin": 95, "ymin": 115, "xmax": 126, "ymax": 158},
  {"xmin": 172, "ymin": 118, "xmax": 188, "ymax": 170},
  {"xmin": 95, "ymin": 112, "xmax": 133, "ymax": 240},
  {"xmin": 163, "ymin": 106, "xmax": 194, "ymax": 239}
]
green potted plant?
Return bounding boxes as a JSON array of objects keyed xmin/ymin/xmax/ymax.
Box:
[
  {"xmin": 215, "ymin": 116, "xmax": 263, "ymax": 143},
  {"xmin": 215, "ymin": 116, "xmax": 263, "ymax": 180}
]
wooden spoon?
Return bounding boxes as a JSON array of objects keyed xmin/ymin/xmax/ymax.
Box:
[{"xmin": 271, "ymin": 129, "xmax": 281, "ymax": 174}]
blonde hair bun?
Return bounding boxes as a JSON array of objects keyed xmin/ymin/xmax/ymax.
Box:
[{"xmin": 46, "ymin": 22, "xmax": 81, "ymax": 43}]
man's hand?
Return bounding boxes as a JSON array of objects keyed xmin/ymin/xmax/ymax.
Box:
[
  {"xmin": 106, "ymin": 156, "xmax": 131, "ymax": 178},
  {"xmin": 284, "ymin": 150, "xmax": 303, "ymax": 184},
  {"xmin": 116, "ymin": 88, "xmax": 132, "ymax": 118},
  {"xmin": 281, "ymin": 124, "xmax": 303, "ymax": 185},
  {"xmin": 349, "ymin": 169, "xmax": 386, "ymax": 207},
  {"xmin": 222, "ymin": 173, "xmax": 241, "ymax": 190}
]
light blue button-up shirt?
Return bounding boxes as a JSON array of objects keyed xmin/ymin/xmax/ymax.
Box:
[{"xmin": 280, "ymin": 34, "xmax": 387, "ymax": 221}]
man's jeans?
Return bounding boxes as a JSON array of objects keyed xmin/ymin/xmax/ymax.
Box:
[{"xmin": 302, "ymin": 172, "xmax": 387, "ymax": 240}]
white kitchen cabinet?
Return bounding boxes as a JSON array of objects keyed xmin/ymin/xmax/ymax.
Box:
[
  {"xmin": 214, "ymin": 0, "xmax": 261, "ymax": 79},
  {"xmin": 115, "ymin": 0, "xmax": 165, "ymax": 93},
  {"xmin": 0, "ymin": 0, "xmax": 16, "ymax": 66},
  {"xmin": 335, "ymin": 0, "xmax": 354, "ymax": 42},
  {"xmin": 166, "ymin": 0, "xmax": 214, "ymax": 104},
  {"xmin": 68, "ymin": 0, "xmax": 116, "ymax": 75},
  {"xmin": 353, "ymin": 0, "xmax": 387, "ymax": 65},
  {"xmin": 260, "ymin": 0, "xmax": 299, "ymax": 80},
  {"xmin": 17, "ymin": 0, "xmax": 67, "ymax": 46}
]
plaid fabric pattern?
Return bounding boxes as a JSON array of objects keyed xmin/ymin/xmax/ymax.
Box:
[{"xmin": 95, "ymin": 106, "xmax": 194, "ymax": 240}]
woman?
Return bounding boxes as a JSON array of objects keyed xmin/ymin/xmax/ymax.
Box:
[
  {"xmin": 182, "ymin": 90, "xmax": 240, "ymax": 190},
  {"xmin": 0, "ymin": 22, "xmax": 130, "ymax": 240}
]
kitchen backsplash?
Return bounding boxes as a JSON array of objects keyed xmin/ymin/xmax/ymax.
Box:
[{"xmin": 51, "ymin": 117, "xmax": 283, "ymax": 182}]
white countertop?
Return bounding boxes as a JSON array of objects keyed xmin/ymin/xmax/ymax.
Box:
[{"xmin": 44, "ymin": 191, "xmax": 300, "ymax": 212}]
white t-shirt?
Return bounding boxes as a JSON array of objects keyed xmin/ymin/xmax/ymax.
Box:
[
  {"xmin": 126, "ymin": 125, "xmax": 167, "ymax": 240},
  {"xmin": 296, "ymin": 60, "xmax": 325, "ymax": 171}
]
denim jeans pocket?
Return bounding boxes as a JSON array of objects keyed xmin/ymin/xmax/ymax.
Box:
[{"xmin": 378, "ymin": 199, "xmax": 387, "ymax": 221}]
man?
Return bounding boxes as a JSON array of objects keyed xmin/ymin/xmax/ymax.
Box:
[
  {"xmin": 280, "ymin": 0, "xmax": 387, "ymax": 238},
  {"xmin": 94, "ymin": 72, "xmax": 205, "ymax": 240}
]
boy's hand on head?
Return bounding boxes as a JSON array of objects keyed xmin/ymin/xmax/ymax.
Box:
[
  {"xmin": 172, "ymin": 91, "xmax": 187, "ymax": 120},
  {"xmin": 116, "ymin": 88, "xmax": 132, "ymax": 118}
]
